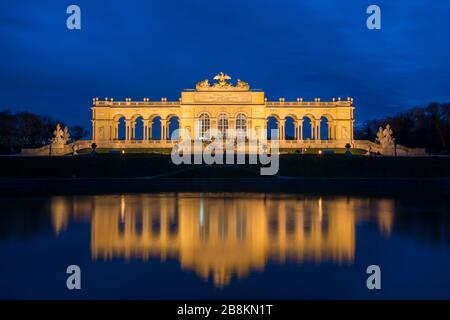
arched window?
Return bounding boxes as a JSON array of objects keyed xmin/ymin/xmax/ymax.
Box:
[
  {"xmin": 236, "ymin": 113, "xmax": 247, "ymax": 138},
  {"xmin": 284, "ymin": 116, "xmax": 295, "ymax": 140},
  {"xmin": 198, "ymin": 113, "xmax": 210, "ymax": 140},
  {"xmin": 133, "ymin": 116, "xmax": 144, "ymax": 140},
  {"xmin": 150, "ymin": 116, "xmax": 162, "ymax": 140},
  {"xmin": 302, "ymin": 116, "xmax": 314, "ymax": 140},
  {"xmin": 218, "ymin": 113, "xmax": 228, "ymax": 138},
  {"xmin": 116, "ymin": 116, "xmax": 126, "ymax": 140},
  {"xmin": 168, "ymin": 116, "xmax": 180, "ymax": 140}
]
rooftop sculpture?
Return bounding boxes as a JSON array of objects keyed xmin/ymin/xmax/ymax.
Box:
[{"xmin": 196, "ymin": 72, "xmax": 250, "ymax": 91}]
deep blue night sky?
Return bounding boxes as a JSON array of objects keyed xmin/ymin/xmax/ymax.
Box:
[{"xmin": 1, "ymin": 0, "xmax": 449, "ymax": 131}]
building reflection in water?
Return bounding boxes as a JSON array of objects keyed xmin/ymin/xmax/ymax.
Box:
[{"xmin": 50, "ymin": 193, "xmax": 394, "ymax": 287}]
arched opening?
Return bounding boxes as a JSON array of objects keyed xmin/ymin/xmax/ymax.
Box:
[
  {"xmin": 236, "ymin": 113, "xmax": 247, "ymax": 139},
  {"xmin": 168, "ymin": 116, "xmax": 180, "ymax": 140},
  {"xmin": 285, "ymin": 116, "xmax": 295, "ymax": 140},
  {"xmin": 118, "ymin": 215, "xmax": 125, "ymax": 237},
  {"xmin": 117, "ymin": 116, "xmax": 126, "ymax": 140},
  {"xmin": 133, "ymin": 116, "xmax": 144, "ymax": 140},
  {"xmin": 266, "ymin": 116, "xmax": 279, "ymax": 140},
  {"xmin": 198, "ymin": 113, "xmax": 210, "ymax": 140},
  {"xmin": 302, "ymin": 116, "xmax": 314, "ymax": 140},
  {"xmin": 320, "ymin": 116, "xmax": 329, "ymax": 140},
  {"xmin": 151, "ymin": 116, "xmax": 162, "ymax": 140},
  {"xmin": 135, "ymin": 212, "xmax": 143, "ymax": 237},
  {"xmin": 218, "ymin": 113, "xmax": 229, "ymax": 139}
]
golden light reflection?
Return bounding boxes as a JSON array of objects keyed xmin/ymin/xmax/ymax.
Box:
[{"xmin": 50, "ymin": 193, "xmax": 394, "ymax": 287}]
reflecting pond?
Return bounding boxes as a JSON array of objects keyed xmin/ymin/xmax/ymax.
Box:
[{"xmin": 1, "ymin": 193, "xmax": 449, "ymax": 299}]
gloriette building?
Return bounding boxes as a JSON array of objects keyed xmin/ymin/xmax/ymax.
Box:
[
  {"xmin": 91, "ymin": 72, "xmax": 355, "ymax": 150},
  {"xmin": 21, "ymin": 72, "xmax": 427, "ymax": 156}
]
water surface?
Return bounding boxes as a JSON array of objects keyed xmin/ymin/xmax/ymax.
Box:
[{"xmin": 1, "ymin": 192, "xmax": 449, "ymax": 299}]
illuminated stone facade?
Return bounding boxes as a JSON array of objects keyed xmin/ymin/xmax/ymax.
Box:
[
  {"xmin": 91, "ymin": 72, "xmax": 355, "ymax": 150},
  {"xmin": 21, "ymin": 72, "xmax": 427, "ymax": 155}
]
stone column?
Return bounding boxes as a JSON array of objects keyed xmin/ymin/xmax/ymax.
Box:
[
  {"xmin": 92, "ymin": 120, "xmax": 96, "ymax": 141},
  {"xmin": 277, "ymin": 122, "xmax": 280, "ymax": 140},
  {"xmin": 125, "ymin": 120, "xmax": 132, "ymax": 141},
  {"xmin": 279, "ymin": 119, "xmax": 286, "ymax": 140},
  {"xmin": 351, "ymin": 120, "xmax": 354, "ymax": 141},
  {"xmin": 316, "ymin": 121, "xmax": 321, "ymax": 140},
  {"xmin": 161, "ymin": 119, "xmax": 167, "ymax": 140},
  {"xmin": 131, "ymin": 121, "xmax": 136, "ymax": 140},
  {"xmin": 298, "ymin": 120, "xmax": 303, "ymax": 140},
  {"xmin": 148, "ymin": 122, "xmax": 153, "ymax": 140},
  {"xmin": 143, "ymin": 123, "xmax": 148, "ymax": 140},
  {"xmin": 293, "ymin": 120, "xmax": 298, "ymax": 140},
  {"xmin": 114, "ymin": 121, "xmax": 119, "ymax": 140}
]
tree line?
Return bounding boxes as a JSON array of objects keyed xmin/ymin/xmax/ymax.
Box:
[
  {"xmin": 355, "ymin": 102, "xmax": 450, "ymax": 154},
  {"xmin": 0, "ymin": 110, "xmax": 88, "ymax": 154}
]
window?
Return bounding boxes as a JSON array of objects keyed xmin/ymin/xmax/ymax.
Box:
[
  {"xmin": 218, "ymin": 113, "xmax": 228, "ymax": 138},
  {"xmin": 198, "ymin": 113, "xmax": 210, "ymax": 140},
  {"xmin": 236, "ymin": 113, "xmax": 247, "ymax": 138}
]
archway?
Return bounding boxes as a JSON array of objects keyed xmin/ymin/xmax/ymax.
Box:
[
  {"xmin": 133, "ymin": 116, "xmax": 144, "ymax": 140},
  {"xmin": 321, "ymin": 115, "xmax": 334, "ymax": 140},
  {"xmin": 267, "ymin": 116, "xmax": 279, "ymax": 140},
  {"xmin": 302, "ymin": 116, "xmax": 314, "ymax": 140},
  {"xmin": 284, "ymin": 116, "xmax": 296, "ymax": 140},
  {"xmin": 151, "ymin": 116, "xmax": 162, "ymax": 140},
  {"xmin": 320, "ymin": 116, "xmax": 329, "ymax": 140},
  {"xmin": 168, "ymin": 116, "xmax": 180, "ymax": 140},
  {"xmin": 116, "ymin": 116, "xmax": 126, "ymax": 140}
]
